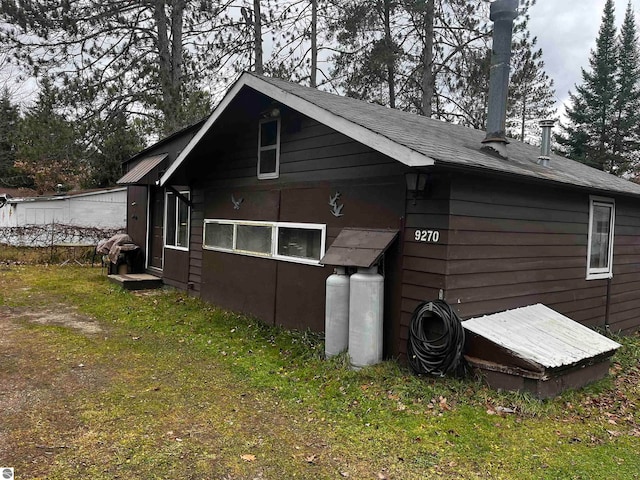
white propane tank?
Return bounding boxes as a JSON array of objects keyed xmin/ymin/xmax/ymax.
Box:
[
  {"xmin": 325, "ymin": 267, "xmax": 350, "ymax": 358},
  {"xmin": 348, "ymin": 265, "xmax": 384, "ymax": 369}
]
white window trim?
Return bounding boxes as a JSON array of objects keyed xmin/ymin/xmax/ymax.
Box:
[
  {"xmin": 257, "ymin": 117, "xmax": 280, "ymax": 180},
  {"xmin": 165, "ymin": 190, "xmax": 190, "ymax": 252},
  {"xmin": 203, "ymin": 219, "xmax": 326, "ymax": 266},
  {"xmin": 586, "ymin": 195, "xmax": 615, "ymax": 280}
]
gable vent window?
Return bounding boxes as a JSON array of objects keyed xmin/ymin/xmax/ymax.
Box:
[
  {"xmin": 203, "ymin": 220, "xmax": 325, "ymax": 266},
  {"xmin": 258, "ymin": 118, "xmax": 280, "ymax": 179},
  {"xmin": 587, "ymin": 196, "xmax": 615, "ymax": 280}
]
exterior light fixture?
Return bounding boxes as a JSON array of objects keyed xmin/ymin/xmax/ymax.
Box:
[{"xmin": 405, "ymin": 171, "xmax": 430, "ymax": 204}]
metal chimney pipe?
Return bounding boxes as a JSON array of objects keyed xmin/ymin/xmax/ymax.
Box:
[
  {"xmin": 482, "ymin": 0, "xmax": 519, "ymax": 156},
  {"xmin": 538, "ymin": 119, "xmax": 555, "ymax": 167}
]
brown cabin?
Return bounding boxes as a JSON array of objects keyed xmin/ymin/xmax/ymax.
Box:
[{"xmin": 118, "ymin": 72, "xmax": 640, "ymax": 360}]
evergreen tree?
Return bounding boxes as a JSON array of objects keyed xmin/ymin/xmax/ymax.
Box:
[
  {"xmin": 558, "ymin": 0, "xmax": 618, "ymax": 172},
  {"xmin": 84, "ymin": 112, "xmax": 145, "ymax": 188},
  {"xmin": 0, "ymin": 88, "xmax": 22, "ymax": 187},
  {"xmin": 0, "ymin": 1, "xmax": 226, "ymax": 136},
  {"xmin": 14, "ymin": 79, "xmax": 86, "ymax": 193},
  {"xmin": 402, "ymin": 0, "xmax": 490, "ymax": 118},
  {"xmin": 506, "ymin": 1, "xmax": 556, "ymax": 143},
  {"xmin": 440, "ymin": 46, "xmax": 491, "ymax": 128},
  {"xmin": 263, "ymin": 0, "xmax": 334, "ymax": 87},
  {"xmin": 328, "ymin": 0, "xmax": 403, "ymax": 108},
  {"xmin": 610, "ymin": 1, "xmax": 640, "ymax": 176}
]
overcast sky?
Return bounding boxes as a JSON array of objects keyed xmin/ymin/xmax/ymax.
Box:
[
  {"xmin": 528, "ymin": 0, "xmax": 639, "ymax": 117},
  {"xmin": 2, "ymin": 0, "xmax": 638, "ymax": 117}
]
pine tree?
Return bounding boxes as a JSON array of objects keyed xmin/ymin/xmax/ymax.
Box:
[
  {"xmin": 558, "ymin": 0, "xmax": 618, "ymax": 172},
  {"xmin": 0, "ymin": 88, "xmax": 21, "ymax": 187},
  {"xmin": 610, "ymin": 1, "xmax": 640, "ymax": 176},
  {"xmin": 84, "ymin": 112, "xmax": 145, "ymax": 189},
  {"xmin": 257, "ymin": 0, "xmax": 334, "ymax": 87},
  {"xmin": 328, "ymin": 0, "xmax": 403, "ymax": 108},
  {"xmin": 14, "ymin": 79, "xmax": 86, "ymax": 193},
  {"xmin": 506, "ymin": 2, "xmax": 556, "ymax": 143},
  {"xmin": 401, "ymin": 0, "xmax": 490, "ymax": 118},
  {"xmin": 0, "ymin": 1, "xmax": 226, "ymax": 136}
]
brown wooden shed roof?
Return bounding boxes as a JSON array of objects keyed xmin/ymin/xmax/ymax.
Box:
[
  {"xmin": 117, "ymin": 153, "xmax": 168, "ymax": 185},
  {"xmin": 321, "ymin": 228, "xmax": 398, "ymax": 268}
]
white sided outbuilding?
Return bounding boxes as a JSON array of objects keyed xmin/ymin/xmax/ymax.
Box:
[{"xmin": 0, "ymin": 187, "xmax": 126, "ymax": 246}]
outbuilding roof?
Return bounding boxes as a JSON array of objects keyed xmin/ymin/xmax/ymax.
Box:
[
  {"xmin": 2, "ymin": 187, "xmax": 126, "ymax": 204},
  {"xmin": 117, "ymin": 153, "xmax": 168, "ymax": 185},
  {"xmin": 161, "ymin": 72, "xmax": 640, "ymax": 198}
]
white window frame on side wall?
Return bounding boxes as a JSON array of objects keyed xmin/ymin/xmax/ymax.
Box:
[
  {"xmin": 257, "ymin": 117, "xmax": 281, "ymax": 180},
  {"xmin": 203, "ymin": 219, "xmax": 326, "ymax": 266},
  {"xmin": 586, "ymin": 195, "xmax": 615, "ymax": 280},
  {"xmin": 164, "ymin": 190, "xmax": 190, "ymax": 252}
]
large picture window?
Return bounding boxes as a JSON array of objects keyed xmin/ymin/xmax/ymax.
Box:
[
  {"xmin": 203, "ymin": 220, "xmax": 325, "ymax": 265},
  {"xmin": 258, "ymin": 118, "xmax": 280, "ymax": 179},
  {"xmin": 165, "ymin": 190, "xmax": 190, "ymax": 250},
  {"xmin": 586, "ymin": 196, "xmax": 615, "ymax": 280}
]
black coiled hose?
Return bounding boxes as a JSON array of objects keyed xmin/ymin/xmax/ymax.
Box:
[{"xmin": 407, "ymin": 300, "xmax": 465, "ymax": 376}]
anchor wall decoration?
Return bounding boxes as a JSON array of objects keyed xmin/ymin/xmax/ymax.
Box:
[
  {"xmin": 328, "ymin": 191, "xmax": 344, "ymax": 217},
  {"xmin": 231, "ymin": 194, "xmax": 244, "ymax": 210}
]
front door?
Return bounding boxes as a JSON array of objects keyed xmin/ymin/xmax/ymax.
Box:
[{"xmin": 148, "ymin": 187, "xmax": 164, "ymax": 270}]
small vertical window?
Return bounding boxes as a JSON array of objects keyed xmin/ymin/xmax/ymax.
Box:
[
  {"xmin": 165, "ymin": 190, "xmax": 190, "ymax": 250},
  {"xmin": 587, "ymin": 196, "xmax": 615, "ymax": 279},
  {"xmin": 258, "ymin": 118, "xmax": 280, "ymax": 179}
]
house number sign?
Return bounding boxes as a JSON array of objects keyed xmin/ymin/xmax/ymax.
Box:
[{"xmin": 414, "ymin": 229, "xmax": 440, "ymax": 243}]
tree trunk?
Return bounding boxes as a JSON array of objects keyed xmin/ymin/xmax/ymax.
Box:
[
  {"xmin": 383, "ymin": 0, "xmax": 395, "ymax": 109},
  {"xmin": 253, "ymin": 0, "xmax": 264, "ymax": 74},
  {"xmin": 153, "ymin": 0, "xmax": 176, "ymax": 134},
  {"xmin": 520, "ymin": 93, "xmax": 526, "ymax": 141},
  {"xmin": 310, "ymin": 0, "xmax": 318, "ymax": 87},
  {"xmin": 421, "ymin": 0, "xmax": 435, "ymax": 117},
  {"xmin": 171, "ymin": 0, "xmax": 185, "ymax": 98}
]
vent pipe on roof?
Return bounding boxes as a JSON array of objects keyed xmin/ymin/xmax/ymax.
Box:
[
  {"xmin": 481, "ymin": 0, "xmax": 519, "ymax": 158},
  {"xmin": 537, "ymin": 119, "xmax": 555, "ymax": 167}
]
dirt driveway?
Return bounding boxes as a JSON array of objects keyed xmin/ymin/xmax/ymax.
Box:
[{"xmin": 0, "ymin": 301, "xmax": 367, "ymax": 480}]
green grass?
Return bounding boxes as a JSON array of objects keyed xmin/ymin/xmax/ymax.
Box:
[{"xmin": 1, "ymin": 265, "xmax": 639, "ymax": 479}]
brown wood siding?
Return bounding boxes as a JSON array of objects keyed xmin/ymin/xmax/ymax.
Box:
[
  {"xmin": 609, "ymin": 199, "xmax": 640, "ymax": 332},
  {"xmin": 183, "ymin": 94, "xmax": 408, "ymax": 346},
  {"xmin": 443, "ymin": 175, "xmax": 625, "ymax": 330},
  {"xmin": 399, "ymin": 174, "xmax": 451, "ymax": 358},
  {"xmin": 188, "ymin": 189, "xmax": 204, "ymax": 296},
  {"xmin": 202, "ymin": 252, "xmax": 278, "ymax": 325},
  {"xmin": 163, "ymin": 248, "xmax": 189, "ymax": 289},
  {"xmin": 187, "ymin": 92, "xmax": 404, "ymax": 189},
  {"xmin": 274, "ymin": 262, "xmax": 328, "ymax": 331},
  {"xmin": 196, "ymin": 180, "xmax": 405, "ymax": 337}
]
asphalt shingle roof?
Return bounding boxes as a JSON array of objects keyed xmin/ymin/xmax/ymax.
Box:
[{"xmin": 256, "ymin": 74, "xmax": 640, "ymax": 198}]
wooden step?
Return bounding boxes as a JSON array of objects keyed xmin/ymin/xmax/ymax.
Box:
[{"xmin": 108, "ymin": 273, "xmax": 163, "ymax": 291}]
